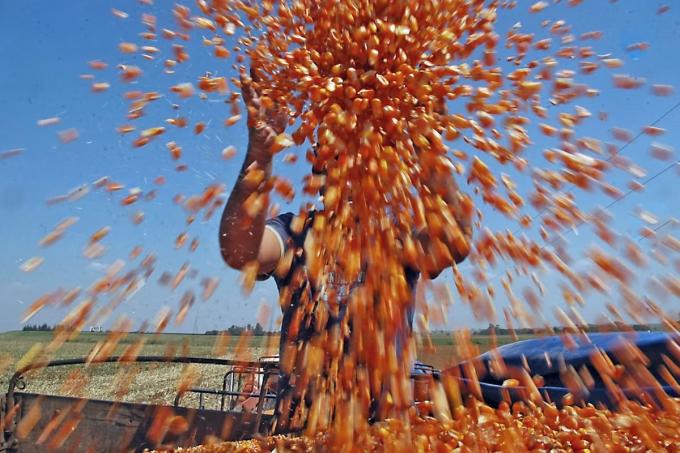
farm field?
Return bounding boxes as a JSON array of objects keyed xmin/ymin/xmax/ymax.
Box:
[{"xmin": 0, "ymin": 331, "xmax": 532, "ymax": 409}]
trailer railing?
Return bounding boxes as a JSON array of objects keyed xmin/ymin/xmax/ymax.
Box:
[{"xmin": 3, "ymin": 355, "xmax": 279, "ymax": 451}]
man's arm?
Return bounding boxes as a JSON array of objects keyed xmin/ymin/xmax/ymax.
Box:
[{"xmin": 219, "ymin": 68, "xmax": 287, "ymax": 273}]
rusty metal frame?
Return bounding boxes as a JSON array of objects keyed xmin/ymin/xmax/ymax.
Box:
[
  {"xmin": 173, "ymin": 370, "xmax": 277, "ymax": 410},
  {"xmin": 222, "ymin": 366, "xmax": 261, "ymax": 410},
  {"xmin": 3, "ymin": 355, "xmax": 278, "ymax": 451}
]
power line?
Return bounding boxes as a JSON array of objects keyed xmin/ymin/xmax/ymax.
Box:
[
  {"xmin": 636, "ymin": 218, "xmax": 679, "ymax": 242},
  {"xmin": 548, "ymin": 159, "xmax": 679, "ymax": 247},
  {"xmin": 509, "ymin": 98, "xmax": 680, "ymax": 237},
  {"xmin": 602, "ymin": 160, "xmax": 678, "ymax": 210},
  {"xmin": 467, "ymin": 160, "xmax": 678, "ymax": 284},
  {"xmin": 614, "ymin": 99, "xmax": 680, "ymax": 155}
]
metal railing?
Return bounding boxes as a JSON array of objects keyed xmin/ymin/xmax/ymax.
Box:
[
  {"xmin": 3, "ymin": 355, "xmax": 278, "ymax": 450},
  {"xmin": 6, "ymin": 356, "xmax": 265, "ymax": 407}
]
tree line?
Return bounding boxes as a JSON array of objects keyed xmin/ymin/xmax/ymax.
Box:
[
  {"xmin": 22, "ymin": 323, "xmax": 55, "ymax": 332},
  {"xmin": 22, "ymin": 322, "xmax": 672, "ymax": 336},
  {"xmin": 470, "ymin": 322, "xmax": 670, "ymax": 336},
  {"xmin": 204, "ymin": 323, "xmax": 275, "ymax": 336},
  {"xmin": 20, "ymin": 322, "xmax": 274, "ymax": 335}
]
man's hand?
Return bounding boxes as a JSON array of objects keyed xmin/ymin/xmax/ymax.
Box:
[
  {"xmin": 241, "ymin": 66, "xmax": 287, "ymax": 152},
  {"xmin": 219, "ymin": 64, "xmax": 288, "ymax": 273}
]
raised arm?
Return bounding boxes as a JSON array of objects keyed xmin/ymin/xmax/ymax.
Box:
[{"xmin": 219, "ymin": 68, "xmax": 287, "ymax": 272}]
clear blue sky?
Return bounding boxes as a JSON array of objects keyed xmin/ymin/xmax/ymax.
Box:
[{"xmin": 0, "ymin": 1, "xmax": 678, "ymax": 334}]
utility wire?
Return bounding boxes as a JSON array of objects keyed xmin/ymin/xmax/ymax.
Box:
[
  {"xmin": 636, "ymin": 218, "xmax": 678, "ymax": 242},
  {"xmin": 510, "ymin": 98, "xmax": 680, "ymax": 237},
  {"xmin": 547, "ymin": 160, "xmax": 679, "ymax": 246}
]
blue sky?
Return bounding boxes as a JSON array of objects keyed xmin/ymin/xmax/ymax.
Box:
[{"xmin": 0, "ymin": 1, "xmax": 678, "ymax": 334}]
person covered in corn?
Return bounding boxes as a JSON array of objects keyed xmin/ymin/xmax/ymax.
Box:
[{"xmin": 219, "ymin": 65, "xmax": 472, "ymax": 432}]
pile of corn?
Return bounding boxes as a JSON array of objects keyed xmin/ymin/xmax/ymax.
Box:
[{"xmin": 168, "ymin": 399, "xmax": 680, "ymax": 452}]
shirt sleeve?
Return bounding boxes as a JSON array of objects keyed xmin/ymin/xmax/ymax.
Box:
[{"xmin": 257, "ymin": 212, "xmax": 295, "ymax": 281}]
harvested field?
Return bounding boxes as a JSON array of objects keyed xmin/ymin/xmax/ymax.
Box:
[{"xmin": 0, "ymin": 331, "xmax": 276, "ymax": 409}]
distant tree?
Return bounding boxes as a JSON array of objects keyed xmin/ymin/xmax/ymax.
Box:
[
  {"xmin": 227, "ymin": 325, "xmax": 244, "ymax": 335},
  {"xmin": 204, "ymin": 323, "xmax": 275, "ymax": 336},
  {"xmin": 22, "ymin": 324, "xmax": 54, "ymax": 332},
  {"xmin": 484, "ymin": 323, "xmax": 499, "ymax": 335}
]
